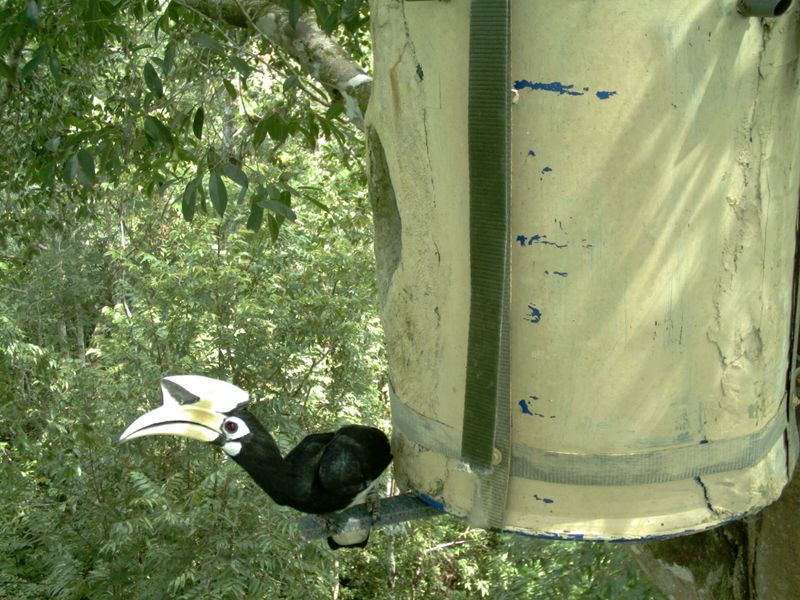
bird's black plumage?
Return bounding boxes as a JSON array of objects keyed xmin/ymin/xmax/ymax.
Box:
[
  {"xmin": 227, "ymin": 409, "xmax": 392, "ymax": 515},
  {"xmin": 120, "ymin": 376, "xmax": 392, "ymax": 549}
]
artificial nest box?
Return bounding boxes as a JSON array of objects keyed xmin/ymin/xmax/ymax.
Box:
[{"xmin": 366, "ymin": 0, "xmax": 800, "ymax": 540}]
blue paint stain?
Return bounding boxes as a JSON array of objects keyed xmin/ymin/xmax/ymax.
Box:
[
  {"xmin": 514, "ymin": 80, "xmax": 584, "ymax": 96},
  {"xmin": 542, "ymin": 166, "xmax": 553, "ymax": 174},
  {"xmin": 527, "ymin": 149, "xmax": 536, "ymax": 157},
  {"xmin": 553, "ymin": 271, "xmax": 568, "ymax": 277},
  {"xmin": 516, "ymin": 234, "xmax": 568, "ymax": 249},
  {"xmin": 533, "ymin": 494, "xmax": 555, "ymax": 504},
  {"xmin": 514, "ymin": 80, "xmax": 618, "ymax": 101},
  {"xmin": 418, "ymin": 494, "xmax": 445, "ymax": 512},
  {"xmin": 699, "ymin": 438, "xmax": 709, "ymax": 445},
  {"xmin": 528, "ymin": 234, "xmax": 568, "ymax": 249},
  {"xmin": 525, "ymin": 304, "xmax": 542, "ymax": 324},
  {"xmin": 520, "ymin": 399, "xmax": 551, "ymax": 419}
]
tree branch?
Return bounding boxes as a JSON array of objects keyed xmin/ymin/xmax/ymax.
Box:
[{"xmin": 176, "ymin": 0, "xmax": 372, "ymax": 128}]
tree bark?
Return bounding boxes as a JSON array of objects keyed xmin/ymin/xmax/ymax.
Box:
[{"xmin": 176, "ymin": 0, "xmax": 371, "ymax": 127}]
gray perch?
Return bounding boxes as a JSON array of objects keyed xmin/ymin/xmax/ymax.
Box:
[{"xmin": 298, "ymin": 494, "xmax": 443, "ymax": 540}]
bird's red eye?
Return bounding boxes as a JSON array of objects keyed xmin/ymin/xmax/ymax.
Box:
[{"xmin": 224, "ymin": 420, "xmax": 238, "ymax": 434}]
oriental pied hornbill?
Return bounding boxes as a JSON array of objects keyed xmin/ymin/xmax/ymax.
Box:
[{"xmin": 120, "ymin": 375, "xmax": 392, "ymax": 549}]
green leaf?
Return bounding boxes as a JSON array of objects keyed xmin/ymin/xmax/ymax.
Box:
[
  {"xmin": 143, "ymin": 116, "xmax": 172, "ymax": 145},
  {"xmin": 283, "ymin": 75, "xmax": 299, "ymax": 92},
  {"xmin": 245, "ymin": 199, "xmax": 264, "ymax": 231},
  {"xmin": 143, "ymin": 62, "xmax": 163, "ymax": 97},
  {"xmin": 166, "ymin": 1, "xmax": 180, "ymax": 20},
  {"xmin": 253, "ymin": 118, "xmax": 269, "ymax": 148},
  {"xmin": 35, "ymin": 160, "xmax": 55, "ymax": 186},
  {"xmin": 229, "ymin": 56, "xmax": 253, "ymax": 79},
  {"xmin": 267, "ymin": 214, "xmax": 280, "ymax": 243},
  {"xmin": 192, "ymin": 106, "xmax": 204, "ymax": 140},
  {"xmin": 181, "ymin": 178, "xmax": 198, "ymax": 221},
  {"xmin": 125, "ymin": 95, "xmax": 140, "ymax": 111},
  {"xmin": 208, "ymin": 172, "xmax": 227, "ymax": 216},
  {"xmin": 325, "ymin": 99, "xmax": 345, "ymax": 120},
  {"xmin": 190, "ymin": 32, "xmax": 224, "ymax": 54},
  {"xmin": 288, "ymin": 0, "xmax": 302, "ymax": 28},
  {"xmin": 342, "ymin": 0, "xmax": 363, "ymax": 20},
  {"xmin": 221, "ymin": 163, "xmax": 247, "ymax": 189},
  {"xmin": 321, "ymin": 11, "xmax": 338, "ymax": 34},
  {"xmin": 63, "ymin": 154, "xmax": 78, "ymax": 183},
  {"xmin": 0, "ymin": 61, "xmax": 13, "ymax": 82},
  {"xmin": 301, "ymin": 192, "xmax": 330, "ymax": 213},
  {"xmin": 76, "ymin": 148, "xmax": 96, "ymax": 185},
  {"xmin": 264, "ymin": 114, "xmax": 289, "ymax": 143},
  {"xmin": 222, "ymin": 79, "xmax": 237, "ymax": 99},
  {"xmin": 163, "ymin": 42, "xmax": 177, "ymax": 75},
  {"xmin": 312, "ymin": 1, "xmax": 331, "ymax": 28},
  {"xmin": 20, "ymin": 46, "xmax": 45, "ymax": 79},
  {"xmin": 205, "ymin": 148, "xmax": 220, "ymax": 169},
  {"xmin": 48, "ymin": 50, "xmax": 63, "ymax": 85},
  {"xmin": 257, "ymin": 198, "xmax": 296, "ymax": 221},
  {"xmin": 257, "ymin": 187, "xmax": 296, "ymax": 222}
]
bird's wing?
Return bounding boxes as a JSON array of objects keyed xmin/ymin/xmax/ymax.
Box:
[
  {"xmin": 284, "ymin": 432, "xmax": 336, "ymax": 464},
  {"xmin": 317, "ymin": 426, "xmax": 392, "ymax": 497}
]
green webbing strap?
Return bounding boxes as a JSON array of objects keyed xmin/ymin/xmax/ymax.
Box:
[{"xmin": 461, "ymin": 0, "xmax": 512, "ymax": 529}]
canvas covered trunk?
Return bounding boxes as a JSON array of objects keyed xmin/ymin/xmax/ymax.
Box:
[{"xmin": 367, "ymin": 0, "xmax": 800, "ymax": 539}]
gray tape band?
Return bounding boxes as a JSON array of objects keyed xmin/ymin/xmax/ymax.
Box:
[{"xmin": 393, "ymin": 394, "xmax": 791, "ymax": 486}]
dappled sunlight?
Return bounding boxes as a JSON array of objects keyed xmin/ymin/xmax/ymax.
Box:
[{"xmin": 510, "ymin": 2, "xmax": 785, "ymax": 457}]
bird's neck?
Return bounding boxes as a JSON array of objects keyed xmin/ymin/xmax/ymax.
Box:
[{"xmin": 230, "ymin": 420, "xmax": 297, "ymax": 505}]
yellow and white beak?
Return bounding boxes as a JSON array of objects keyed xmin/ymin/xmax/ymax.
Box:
[
  {"xmin": 120, "ymin": 375, "xmax": 250, "ymax": 444},
  {"xmin": 119, "ymin": 403, "xmax": 227, "ymax": 443}
]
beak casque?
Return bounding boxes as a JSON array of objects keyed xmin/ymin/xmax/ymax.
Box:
[{"xmin": 119, "ymin": 375, "xmax": 251, "ymax": 444}]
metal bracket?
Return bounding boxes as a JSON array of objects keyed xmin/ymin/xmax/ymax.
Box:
[
  {"xmin": 737, "ymin": 0, "xmax": 793, "ymax": 16},
  {"xmin": 297, "ymin": 494, "xmax": 443, "ymax": 541}
]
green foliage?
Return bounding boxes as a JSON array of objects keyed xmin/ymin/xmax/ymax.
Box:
[
  {"xmin": 343, "ymin": 524, "xmax": 662, "ymax": 600},
  {"xmin": 0, "ymin": 135, "xmax": 389, "ymax": 599}
]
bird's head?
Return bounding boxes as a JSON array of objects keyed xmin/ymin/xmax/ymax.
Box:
[{"xmin": 120, "ymin": 375, "xmax": 253, "ymax": 456}]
